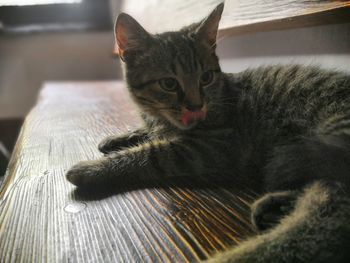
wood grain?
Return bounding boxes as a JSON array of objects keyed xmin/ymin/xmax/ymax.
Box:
[
  {"xmin": 121, "ymin": 0, "xmax": 350, "ymax": 37},
  {"xmin": 0, "ymin": 81, "xmax": 258, "ymax": 262}
]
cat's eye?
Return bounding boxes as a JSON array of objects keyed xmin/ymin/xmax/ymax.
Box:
[
  {"xmin": 200, "ymin": 71, "xmax": 215, "ymax": 86},
  {"xmin": 159, "ymin": 78, "xmax": 179, "ymax": 92}
]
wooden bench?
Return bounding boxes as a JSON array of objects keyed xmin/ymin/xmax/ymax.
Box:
[
  {"xmin": 121, "ymin": 0, "xmax": 350, "ymax": 38},
  {"xmin": 0, "ymin": 82, "xmax": 258, "ymax": 262}
]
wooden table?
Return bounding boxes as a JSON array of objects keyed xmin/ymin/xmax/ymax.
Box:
[{"xmin": 0, "ymin": 82, "xmax": 257, "ymax": 262}]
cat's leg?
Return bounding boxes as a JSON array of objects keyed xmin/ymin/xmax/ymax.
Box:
[
  {"xmin": 266, "ymin": 112, "xmax": 350, "ymax": 193},
  {"xmin": 265, "ymin": 135, "xmax": 350, "ymax": 192},
  {"xmin": 206, "ymin": 182, "xmax": 350, "ymax": 263},
  {"xmin": 251, "ymin": 190, "xmax": 299, "ymax": 231},
  {"xmin": 67, "ymin": 135, "xmax": 227, "ymax": 188},
  {"xmin": 98, "ymin": 127, "xmax": 149, "ymax": 154},
  {"xmin": 255, "ymin": 132, "xmax": 350, "ymax": 232}
]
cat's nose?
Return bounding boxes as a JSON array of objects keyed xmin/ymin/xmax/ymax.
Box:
[{"xmin": 185, "ymin": 103, "xmax": 203, "ymax": 112}]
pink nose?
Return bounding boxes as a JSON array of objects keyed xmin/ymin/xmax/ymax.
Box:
[{"xmin": 181, "ymin": 110, "xmax": 206, "ymax": 126}]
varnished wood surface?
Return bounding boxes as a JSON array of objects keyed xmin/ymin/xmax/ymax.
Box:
[
  {"xmin": 0, "ymin": 81, "xmax": 258, "ymax": 262},
  {"xmin": 121, "ymin": 0, "xmax": 350, "ymax": 37}
]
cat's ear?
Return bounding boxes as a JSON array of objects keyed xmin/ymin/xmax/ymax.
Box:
[
  {"xmin": 195, "ymin": 3, "xmax": 224, "ymax": 48},
  {"xmin": 115, "ymin": 13, "xmax": 151, "ymax": 61}
]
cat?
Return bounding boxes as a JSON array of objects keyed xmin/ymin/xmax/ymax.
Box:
[{"xmin": 66, "ymin": 3, "xmax": 350, "ymax": 262}]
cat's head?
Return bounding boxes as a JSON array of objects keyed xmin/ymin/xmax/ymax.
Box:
[{"xmin": 115, "ymin": 3, "xmax": 224, "ymax": 130}]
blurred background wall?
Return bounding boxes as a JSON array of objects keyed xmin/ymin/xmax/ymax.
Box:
[
  {"xmin": 217, "ymin": 23, "xmax": 350, "ymax": 74},
  {"xmin": 0, "ymin": 0, "xmax": 122, "ymax": 119},
  {"xmin": 0, "ymin": 31, "xmax": 121, "ymax": 118}
]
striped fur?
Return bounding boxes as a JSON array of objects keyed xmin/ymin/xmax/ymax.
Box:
[{"xmin": 66, "ymin": 3, "xmax": 350, "ymax": 262}]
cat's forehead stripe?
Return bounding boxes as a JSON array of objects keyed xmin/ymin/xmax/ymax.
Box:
[
  {"xmin": 160, "ymin": 33, "xmax": 200, "ymax": 74},
  {"xmin": 174, "ymin": 42, "xmax": 199, "ymax": 74}
]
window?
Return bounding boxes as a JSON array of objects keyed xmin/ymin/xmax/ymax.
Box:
[{"xmin": 0, "ymin": 0, "xmax": 112, "ymax": 33}]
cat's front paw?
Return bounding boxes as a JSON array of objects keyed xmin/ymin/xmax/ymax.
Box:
[
  {"xmin": 66, "ymin": 160, "xmax": 107, "ymax": 188},
  {"xmin": 251, "ymin": 191, "xmax": 298, "ymax": 231}
]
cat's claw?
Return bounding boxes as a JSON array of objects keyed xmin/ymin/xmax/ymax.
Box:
[{"xmin": 251, "ymin": 191, "xmax": 298, "ymax": 231}]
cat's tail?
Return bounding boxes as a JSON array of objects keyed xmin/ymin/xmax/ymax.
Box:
[{"xmin": 206, "ymin": 181, "xmax": 350, "ymax": 263}]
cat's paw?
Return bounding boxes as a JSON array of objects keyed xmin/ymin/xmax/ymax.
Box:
[
  {"xmin": 66, "ymin": 160, "xmax": 107, "ymax": 188},
  {"xmin": 251, "ymin": 191, "xmax": 298, "ymax": 231}
]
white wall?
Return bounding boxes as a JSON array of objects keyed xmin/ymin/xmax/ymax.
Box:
[
  {"xmin": 217, "ymin": 23, "xmax": 350, "ymax": 73},
  {"xmin": 0, "ymin": 31, "xmax": 122, "ymax": 119}
]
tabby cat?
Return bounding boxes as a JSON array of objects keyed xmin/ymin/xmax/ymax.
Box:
[{"xmin": 66, "ymin": 3, "xmax": 350, "ymax": 262}]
